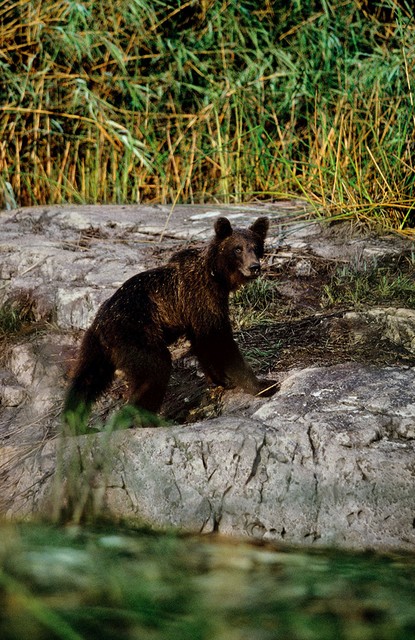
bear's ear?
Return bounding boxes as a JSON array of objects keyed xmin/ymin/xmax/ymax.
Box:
[
  {"xmin": 214, "ymin": 217, "xmax": 233, "ymax": 240},
  {"xmin": 250, "ymin": 217, "xmax": 269, "ymax": 241}
]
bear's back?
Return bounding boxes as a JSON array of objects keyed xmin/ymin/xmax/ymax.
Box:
[{"xmin": 92, "ymin": 247, "xmax": 219, "ymax": 344}]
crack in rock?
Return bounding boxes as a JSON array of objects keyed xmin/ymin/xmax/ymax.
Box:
[{"xmin": 245, "ymin": 434, "xmax": 267, "ymax": 486}]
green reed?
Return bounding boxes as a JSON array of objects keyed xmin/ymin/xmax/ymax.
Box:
[{"xmin": 0, "ymin": 0, "xmax": 414, "ymax": 231}]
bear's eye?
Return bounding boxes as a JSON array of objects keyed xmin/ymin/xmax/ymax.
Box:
[{"xmin": 234, "ymin": 247, "xmax": 243, "ymax": 255}]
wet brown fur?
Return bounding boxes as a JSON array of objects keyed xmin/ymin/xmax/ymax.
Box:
[{"xmin": 64, "ymin": 216, "xmax": 277, "ymax": 426}]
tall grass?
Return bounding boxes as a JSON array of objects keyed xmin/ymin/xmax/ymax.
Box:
[{"xmin": 0, "ymin": 0, "xmax": 414, "ymax": 230}]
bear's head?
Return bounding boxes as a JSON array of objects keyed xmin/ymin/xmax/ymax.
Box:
[{"xmin": 208, "ymin": 216, "xmax": 270, "ymax": 291}]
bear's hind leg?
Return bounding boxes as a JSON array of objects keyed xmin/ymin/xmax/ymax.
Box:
[{"xmin": 117, "ymin": 344, "xmax": 172, "ymax": 420}]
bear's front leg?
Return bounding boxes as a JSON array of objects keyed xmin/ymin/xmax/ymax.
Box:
[{"xmin": 190, "ymin": 329, "xmax": 278, "ymax": 397}]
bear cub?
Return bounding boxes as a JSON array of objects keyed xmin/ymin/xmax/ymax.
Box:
[{"xmin": 64, "ymin": 216, "xmax": 277, "ymax": 429}]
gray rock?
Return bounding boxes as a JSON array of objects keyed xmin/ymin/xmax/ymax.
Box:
[
  {"xmin": 2, "ymin": 363, "xmax": 414, "ymax": 552},
  {"xmin": 346, "ymin": 307, "xmax": 415, "ymax": 353}
]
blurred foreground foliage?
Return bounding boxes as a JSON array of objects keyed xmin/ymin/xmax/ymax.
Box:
[{"xmin": 1, "ymin": 523, "xmax": 415, "ymax": 639}]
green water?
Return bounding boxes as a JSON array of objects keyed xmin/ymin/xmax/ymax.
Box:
[{"xmin": 1, "ymin": 524, "xmax": 414, "ymax": 640}]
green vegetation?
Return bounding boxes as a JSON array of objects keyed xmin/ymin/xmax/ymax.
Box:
[
  {"xmin": 230, "ymin": 279, "xmax": 282, "ymax": 371},
  {"xmin": 1, "ymin": 523, "xmax": 415, "ymax": 640},
  {"xmin": 231, "ymin": 278, "xmax": 281, "ymax": 328},
  {"xmin": 63, "ymin": 402, "xmax": 168, "ymax": 436},
  {"xmin": 322, "ymin": 254, "xmax": 415, "ymax": 308},
  {"xmin": 0, "ymin": 305, "xmax": 22, "ymax": 337},
  {"xmin": 0, "ymin": 0, "xmax": 414, "ymax": 231},
  {"xmin": 0, "ymin": 298, "xmax": 39, "ymax": 350}
]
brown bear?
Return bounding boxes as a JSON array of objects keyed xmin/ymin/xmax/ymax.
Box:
[{"xmin": 63, "ymin": 216, "xmax": 277, "ymax": 430}]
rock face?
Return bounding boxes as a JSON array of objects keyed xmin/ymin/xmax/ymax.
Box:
[
  {"xmin": 3, "ymin": 362, "xmax": 415, "ymax": 551},
  {"xmin": 1, "ymin": 203, "xmax": 415, "ymax": 551}
]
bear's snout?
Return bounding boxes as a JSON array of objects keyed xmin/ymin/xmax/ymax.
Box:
[{"xmin": 249, "ymin": 262, "xmax": 261, "ymax": 276}]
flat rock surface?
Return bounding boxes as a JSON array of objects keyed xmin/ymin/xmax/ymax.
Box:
[{"xmin": 1, "ymin": 203, "xmax": 414, "ymax": 551}]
